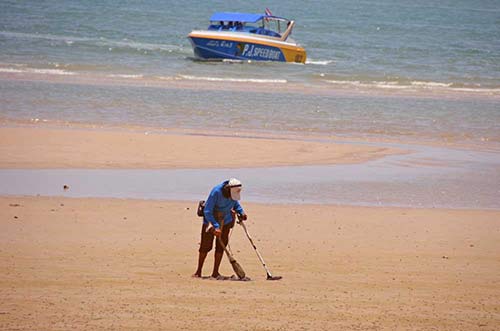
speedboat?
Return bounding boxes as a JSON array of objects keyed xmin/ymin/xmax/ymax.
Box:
[{"xmin": 188, "ymin": 12, "xmax": 306, "ymax": 63}]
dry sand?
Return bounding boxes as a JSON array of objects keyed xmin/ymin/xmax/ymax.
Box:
[
  {"xmin": 1, "ymin": 197, "xmax": 499, "ymax": 331},
  {"xmin": 0, "ymin": 123, "xmax": 499, "ymax": 330}
]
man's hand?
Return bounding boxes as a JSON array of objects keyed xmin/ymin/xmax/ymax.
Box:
[
  {"xmin": 213, "ymin": 228, "xmax": 222, "ymax": 237},
  {"xmin": 237, "ymin": 213, "xmax": 247, "ymax": 222}
]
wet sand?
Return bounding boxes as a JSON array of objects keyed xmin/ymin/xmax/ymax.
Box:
[
  {"xmin": 0, "ymin": 123, "xmax": 398, "ymax": 169},
  {"xmin": 0, "ymin": 122, "xmax": 499, "ymax": 330}
]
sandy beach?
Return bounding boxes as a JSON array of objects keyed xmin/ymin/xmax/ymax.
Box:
[
  {"xmin": 1, "ymin": 123, "xmax": 499, "ymax": 331},
  {"xmin": 0, "ymin": 122, "xmax": 398, "ymax": 169},
  {"xmin": 2, "ymin": 0, "xmax": 499, "ymax": 328}
]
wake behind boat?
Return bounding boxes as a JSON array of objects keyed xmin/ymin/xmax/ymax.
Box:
[{"xmin": 188, "ymin": 11, "xmax": 306, "ymax": 63}]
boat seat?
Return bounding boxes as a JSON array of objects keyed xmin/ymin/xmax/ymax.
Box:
[
  {"xmin": 266, "ymin": 31, "xmax": 281, "ymax": 37},
  {"xmin": 254, "ymin": 28, "xmax": 265, "ymax": 35}
]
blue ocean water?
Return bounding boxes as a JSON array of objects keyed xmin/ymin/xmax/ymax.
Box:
[
  {"xmin": 1, "ymin": 0, "xmax": 499, "ymax": 85},
  {"xmin": 0, "ymin": 0, "xmax": 499, "ymax": 145}
]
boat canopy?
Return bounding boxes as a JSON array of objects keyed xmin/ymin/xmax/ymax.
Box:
[{"xmin": 209, "ymin": 12, "xmax": 286, "ymax": 23}]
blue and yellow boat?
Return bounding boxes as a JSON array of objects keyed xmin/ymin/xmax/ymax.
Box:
[{"xmin": 188, "ymin": 12, "xmax": 306, "ymax": 63}]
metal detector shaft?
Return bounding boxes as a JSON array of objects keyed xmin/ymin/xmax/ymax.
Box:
[{"xmin": 238, "ymin": 221, "xmax": 274, "ymax": 278}]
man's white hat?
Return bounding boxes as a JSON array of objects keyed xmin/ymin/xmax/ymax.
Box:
[
  {"xmin": 228, "ymin": 178, "xmax": 242, "ymax": 187},
  {"xmin": 228, "ymin": 178, "xmax": 242, "ymax": 200}
]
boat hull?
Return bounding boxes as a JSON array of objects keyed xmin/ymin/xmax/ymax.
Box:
[{"xmin": 188, "ymin": 31, "xmax": 306, "ymax": 63}]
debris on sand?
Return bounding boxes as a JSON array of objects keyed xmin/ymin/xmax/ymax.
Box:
[
  {"xmin": 216, "ymin": 275, "xmax": 251, "ymax": 281},
  {"xmin": 201, "ymin": 275, "xmax": 251, "ymax": 281}
]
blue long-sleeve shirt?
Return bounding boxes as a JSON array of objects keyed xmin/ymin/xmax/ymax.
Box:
[{"xmin": 203, "ymin": 181, "xmax": 244, "ymax": 229}]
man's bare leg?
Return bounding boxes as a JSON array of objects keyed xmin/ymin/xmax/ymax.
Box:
[
  {"xmin": 193, "ymin": 251, "xmax": 208, "ymax": 277},
  {"xmin": 211, "ymin": 252, "xmax": 223, "ymax": 278}
]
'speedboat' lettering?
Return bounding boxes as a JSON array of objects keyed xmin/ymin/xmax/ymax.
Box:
[{"xmin": 242, "ymin": 44, "xmax": 281, "ymax": 60}]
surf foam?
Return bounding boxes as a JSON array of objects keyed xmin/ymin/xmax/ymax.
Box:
[{"xmin": 177, "ymin": 75, "xmax": 287, "ymax": 84}]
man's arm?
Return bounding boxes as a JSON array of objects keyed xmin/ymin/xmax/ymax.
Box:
[
  {"xmin": 233, "ymin": 201, "xmax": 246, "ymax": 220},
  {"xmin": 203, "ymin": 190, "xmax": 220, "ymax": 229}
]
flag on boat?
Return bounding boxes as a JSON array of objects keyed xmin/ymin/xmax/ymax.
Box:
[{"xmin": 265, "ymin": 8, "xmax": 272, "ymax": 22}]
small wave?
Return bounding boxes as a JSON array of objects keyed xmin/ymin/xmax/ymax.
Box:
[
  {"xmin": 0, "ymin": 67, "xmax": 76, "ymax": 75},
  {"xmin": 324, "ymin": 79, "xmax": 358, "ymax": 85},
  {"xmin": 177, "ymin": 75, "xmax": 287, "ymax": 84},
  {"xmin": 0, "ymin": 30, "xmax": 91, "ymax": 44},
  {"xmin": 0, "ymin": 30, "xmax": 183, "ymax": 54},
  {"xmin": 325, "ymin": 80, "xmax": 407, "ymax": 89},
  {"xmin": 107, "ymin": 74, "xmax": 144, "ymax": 79},
  {"xmin": 0, "ymin": 68, "xmax": 24, "ymax": 73},
  {"xmin": 100, "ymin": 39, "xmax": 181, "ymax": 53},
  {"xmin": 451, "ymin": 87, "xmax": 500, "ymax": 93},
  {"xmin": 371, "ymin": 81, "xmax": 408, "ymax": 89},
  {"xmin": 31, "ymin": 68, "xmax": 75, "ymax": 76},
  {"xmin": 0, "ymin": 62, "xmax": 27, "ymax": 68},
  {"xmin": 411, "ymin": 81, "xmax": 452, "ymax": 88},
  {"xmin": 222, "ymin": 59, "xmax": 245, "ymax": 63},
  {"xmin": 306, "ymin": 59, "xmax": 335, "ymax": 65},
  {"xmin": 324, "ymin": 79, "xmax": 500, "ymax": 93}
]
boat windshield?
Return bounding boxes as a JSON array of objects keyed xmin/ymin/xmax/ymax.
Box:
[
  {"xmin": 208, "ymin": 16, "xmax": 290, "ymax": 38},
  {"xmin": 262, "ymin": 17, "xmax": 289, "ymax": 35}
]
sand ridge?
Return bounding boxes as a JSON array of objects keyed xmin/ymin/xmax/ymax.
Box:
[{"xmin": 0, "ymin": 124, "xmax": 400, "ymax": 169}]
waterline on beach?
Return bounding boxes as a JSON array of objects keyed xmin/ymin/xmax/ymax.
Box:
[{"xmin": 1, "ymin": 143, "xmax": 498, "ymax": 210}]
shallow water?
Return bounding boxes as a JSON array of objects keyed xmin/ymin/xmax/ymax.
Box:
[
  {"xmin": 2, "ymin": 142, "xmax": 499, "ymax": 209},
  {"xmin": 1, "ymin": 0, "xmax": 499, "ymax": 89},
  {"xmin": 1, "ymin": 79, "xmax": 499, "ymax": 147},
  {"xmin": 1, "ymin": 0, "xmax": 499, "ymax": 147}
]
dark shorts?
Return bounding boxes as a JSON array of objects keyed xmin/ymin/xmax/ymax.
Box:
[{"xmin": 199, "ymin": 220, "xmax": 235, "ymax": 254}]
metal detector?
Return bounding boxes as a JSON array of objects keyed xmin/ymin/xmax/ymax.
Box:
[{"xmin": 237, "ymin": 217, "xmax": 282, "ymax": 280}]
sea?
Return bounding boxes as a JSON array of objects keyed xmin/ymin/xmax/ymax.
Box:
[{"xmin": 0, "ymin": 0, "xmax": 499, "ymax": 208}]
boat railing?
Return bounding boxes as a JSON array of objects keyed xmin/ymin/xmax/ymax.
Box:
[
  {"xmin": 207, "ymin": 23, "xmax": 283, "ymax": 38},
  {"xmin": 279, "ymin": 20, "xmax": 294, "ymax": 41}
]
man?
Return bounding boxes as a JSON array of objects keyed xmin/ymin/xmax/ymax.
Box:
[{"xmin": 193, "ymin": 178, "xmax": 247, "ymax": 279}]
